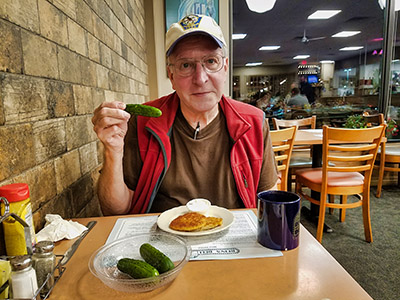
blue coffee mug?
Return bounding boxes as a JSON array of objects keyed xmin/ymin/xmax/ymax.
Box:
[{"xmin": 257, "ymin": 191, "xmax": 300, "ymax": 251}]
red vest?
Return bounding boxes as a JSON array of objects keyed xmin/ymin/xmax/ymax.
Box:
[{"xmin": 130, "ymin": 93, "xmax": 265, "ymax": 213}]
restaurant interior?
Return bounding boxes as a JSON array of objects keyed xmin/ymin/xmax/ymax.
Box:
[
  {"xmin": 232, "ymin": 0, "xmax": 400, "ymax": 139},
  {"xmin": 230, "ymin": 1, "xmax": 399, "ymax": 299}
]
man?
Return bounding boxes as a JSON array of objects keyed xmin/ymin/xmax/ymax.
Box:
[
  {"xmin": 299, "ymin": 76, "xmax": 315, "ymax": 104},
  {"xmin": 92, "ymin": 14, "xmax": 278, "ymax": 215},
  {"xmin": 287, "ymin": 87, "xmax": 309, "ymax": 108}
]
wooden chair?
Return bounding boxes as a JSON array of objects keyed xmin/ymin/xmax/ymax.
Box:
[
  {"xmin": 362, "ymin": 113, "xmax": 386, "ymax": 197},
  {"xmin": 376, "ymin": 144, "xmax": 400, "ymax": 197},
  {"xmin": 272, "ymin": 116, "xmax": 316, "ymax": 190},
  {"xmin": 295, "ymin": 125, "xmax": 386, "ymax": 243},
  {"xmin": 270, "ymin": 126, "xmax": 297, "ymax": 191}
]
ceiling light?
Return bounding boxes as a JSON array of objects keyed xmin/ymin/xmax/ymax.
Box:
[
  {"xmin": 259, "ymin": 46, "xmax": 280, "ymax": 50},
  {"xmin": 232, "ymin": 34, "xmax": 247, "ymax": 40},
  {"xmin": 339, "ymin": 46, "xmax": 364, "ymax": 51},
  {"xmin": 320, "ymin": 60, "xmax": 335, "ymax": 63},
  {"xmin": 246, "ymin": 62, "xmax": 263, "ymax": 67},
  {"xmin": 308, "ymin": 10, "xmax": 341, "ymax": 19},
  {"xmin": 392, "ymin": 59, "xmax": 399, "ymax": 63},
  {"xmin": 245, "ymin": 0, "xmax": 276, "ymax": 13},
  {"xmin": 293, "ymin": 55, "xmax": 310, "ymax": 59},
  {"xmin": 332, "ymin": 31, "xmax": 361, "ymax": 37}
]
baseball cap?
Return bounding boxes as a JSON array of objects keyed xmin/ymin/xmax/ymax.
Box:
[{"xmin": 165, "ymin": 14, "xmax": 227, "ymax": 56}]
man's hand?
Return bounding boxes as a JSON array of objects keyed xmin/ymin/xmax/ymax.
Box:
[{"xmin": 92, "ymin": 101, "xmax": 131, "ymax": 153}]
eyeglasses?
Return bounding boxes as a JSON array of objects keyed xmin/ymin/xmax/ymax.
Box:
[{"xmin": 168, "ymin": 54, "xmax": 225, "ymax": 77}]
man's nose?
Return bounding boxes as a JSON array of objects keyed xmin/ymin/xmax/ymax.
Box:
[{"xmin": 192, "ymin": 62, "xmax": 208, "ymax": 83}]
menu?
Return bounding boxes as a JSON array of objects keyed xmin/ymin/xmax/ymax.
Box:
[{"xmin": 106, "ymin": 209, "xmax": 282, "ymax": 261}]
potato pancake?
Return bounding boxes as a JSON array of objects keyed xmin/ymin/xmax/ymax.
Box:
[
  {"xmin": 201, "ymin": 216, "xmax": 223, "ymax": 230},
  {"xmin": 169, "ymin": 212, "xmax": 207, "ymax": 231},
  {"xmin": 169, "ymin": 212, "xmax": 223, "ymax": 232}
]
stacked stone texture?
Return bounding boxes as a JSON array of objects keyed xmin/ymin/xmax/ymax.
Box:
[{"xmin": 0, "ymin": 0, "xmax": 148, "ymax": 230}]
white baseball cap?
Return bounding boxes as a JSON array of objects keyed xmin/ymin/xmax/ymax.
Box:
[{"xmin": 165, "ymin": 14, "xmax": 227, "ymax": 56}]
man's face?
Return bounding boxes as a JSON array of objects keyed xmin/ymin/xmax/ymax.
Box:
[{"xmin": 167, "ymin": 36, "xmax": 228, "ymax": 115}]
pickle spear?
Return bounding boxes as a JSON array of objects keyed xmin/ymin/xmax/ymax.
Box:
[{"xmin": 125, "ymin": 104, "xmax": 162, "ymax": 117}]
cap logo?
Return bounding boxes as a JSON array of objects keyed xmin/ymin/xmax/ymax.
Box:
[{"xmin": 179, "ymin": 15, "xmax": 202, "ymax": 30}]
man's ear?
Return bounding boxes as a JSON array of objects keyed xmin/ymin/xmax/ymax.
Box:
[
  {"xmin": 167, "ymin": 66, "xmax": 177, "ymax": 90},
  {"xmin": 167, "ymin": 66, "xmax": 173, "ymax": 80}
]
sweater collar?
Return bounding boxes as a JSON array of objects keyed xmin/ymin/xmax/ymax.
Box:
[{"xmin": 144, "ymin": 92, "xmax": 251, "ymax": 141}]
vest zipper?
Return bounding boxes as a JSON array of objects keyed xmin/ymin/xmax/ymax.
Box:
[{"xmin": 241, "ymin": 170, "xmax": 248, "ymax": 188}]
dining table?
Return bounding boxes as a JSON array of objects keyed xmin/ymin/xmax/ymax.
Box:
[{"xmin": 48, "ymin": 210, "xmax": 373, "ymax": 300}]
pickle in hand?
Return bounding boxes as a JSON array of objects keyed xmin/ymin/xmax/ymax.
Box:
[{"xmin": 125, "ymin": 104, "xmax": 162, "ymax": 117}]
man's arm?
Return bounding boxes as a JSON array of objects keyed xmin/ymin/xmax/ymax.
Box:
[{"xmin": 92, "ymin": 101, "xmax": 134, "ymax": 215}]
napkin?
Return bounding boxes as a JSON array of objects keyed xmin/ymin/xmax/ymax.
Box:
[{"xmin": 36, "ymin": 214, "xmax": 88, "ymax": 242}]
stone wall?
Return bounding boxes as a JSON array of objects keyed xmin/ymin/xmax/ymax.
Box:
[{"xmin": 0, "ymin": 0, "xmax": 149, "ymax": 231}]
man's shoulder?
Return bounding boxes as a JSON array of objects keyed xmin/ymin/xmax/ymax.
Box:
[{"xmin": 223, "ymin": 96, "xmax": 264, "ymax": 117}]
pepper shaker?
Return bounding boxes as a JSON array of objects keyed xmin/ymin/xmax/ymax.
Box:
[{"xmin": 32, "ymin": 240, "xmax": 56, "ymax": 297}]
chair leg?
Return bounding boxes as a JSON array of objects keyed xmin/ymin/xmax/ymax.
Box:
[
  {"xmin": 362, "ymin": 191, "xmax": 373, "ymax": 243},
  {"xmin": 340, "ymin": 195, "xmax": 347, "ymax": 222},
  {"xmin": 328, "ymin": 195, "xmax": 334, "ymax": 214},
  {"xmin": 316, "ymin": 193, "xmax": 327, "ymax": 243},
  {"xmin": 287, "ymin": 170, "xmax": 293, "ymax": 192},
  {"xmin": 376, "ymin": 143, "xmax": 385, "ymax": 198}
]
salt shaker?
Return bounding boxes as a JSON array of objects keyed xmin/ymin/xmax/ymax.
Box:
[
  {"xmin": 9, "ymin": 255, "xmax": 38, "ymax": 299},
  {"xmin": 32, "ymin": 240, "xmax": 56, "ymax": 296}
]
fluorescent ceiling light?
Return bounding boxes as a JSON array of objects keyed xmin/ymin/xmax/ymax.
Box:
[
  {"xmin": 320, "ymin": 60, "xmax": 335, "ymax": 63},
  {"xmin": 293, "ymin": 55, "xmax": 310, "ymax": 59},
  {"xmin": 259, "ymin": 46, "xmax": 280, "ymax": 51},
  {"xmin": 232, "ymin": 34, "xmax": 247, "ymax": 40},
  {"xmin": 308, "ymin": 10, "xmax": 341, "ymax": 19},
  {"xmin": 340, "ymin": 46, "xmax": 364, "ymax": 51},
  {"xmin": 392, "ymin": 59, "xmax": 400, "ymax": 63},
  {"xmin": 246, "ymin": 62, "xmax": 263, "ymax": 67},
  {"xmin": 332, "ymin": 31, "xmax": 361, "ymax": 38},
  {"xmin": 245, "ymin": 0, "xmax": 276, "ymax": 13}
]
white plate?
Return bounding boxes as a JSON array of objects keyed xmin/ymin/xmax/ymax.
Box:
[{"xmin": 157, "ymin": 205, "xmax": 234, "ymax": 236}]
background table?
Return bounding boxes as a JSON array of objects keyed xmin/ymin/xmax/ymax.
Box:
[{"xmin": 49, "ymin": 211, "xmax": 372, "ymax": 300}]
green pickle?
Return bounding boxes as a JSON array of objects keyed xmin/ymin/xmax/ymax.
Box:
[
  {"xmin": 117, "ymin": 258, "xmax": 159, "ymax": 279},
  {"xmin": 124, "ymin": 104, "xmax": 162, "ymax": 117},
  {"xmin": 139, "ymin": 243, "xmax": 175, "ymax": 274}
]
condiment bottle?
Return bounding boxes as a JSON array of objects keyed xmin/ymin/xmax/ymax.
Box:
[
  {"xmin": 0, "ymin": 259, "xmax": 11, "ymax": 299},
  {"xmin": 32, "ymin": 241, "xmax": 56, "ymax": 296},
  {"xmin": 9, "ymin": 255, "xmax": 38, "ymax": 299},
  {"xmin": 0, "ymin": 183, "xmax": 36, "ymax": 256}
]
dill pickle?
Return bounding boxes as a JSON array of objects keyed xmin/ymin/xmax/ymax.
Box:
[
  {"xmin": 124, "ymin": 104, "xmax": 162, "ymax": 117},
  {"xmin": 117, "ymin": 258, "xmax": 159, "ymax": 279}
]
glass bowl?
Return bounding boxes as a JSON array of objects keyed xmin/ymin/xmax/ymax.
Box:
[{"xmin": 88, "ymin": 233, "xmax": 191, "ymax": 293}]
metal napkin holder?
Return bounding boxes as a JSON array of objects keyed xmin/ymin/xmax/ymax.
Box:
[{"xmin": 0, "ymin": 197, "xmax": 66, "ymax": 300}]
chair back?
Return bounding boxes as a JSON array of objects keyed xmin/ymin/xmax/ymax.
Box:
[
  {"xmin": 270, "ymin": 126, "xmax": 297, "ymax": 191},
  {"xmin": 272, "ymin": 115, "xmax": 316, "ymax": 130},
  {"xmin": 363, "ymin": 113, "xmax": 385, "ymax": 127},
  {"xmin": 322, "ymin": 125, "xmax": 386, "ymax": 193}
]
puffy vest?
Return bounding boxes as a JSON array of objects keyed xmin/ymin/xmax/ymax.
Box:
[{"xmin": 130, "ymin": 92, "xmax": 265, "ymax": 213}]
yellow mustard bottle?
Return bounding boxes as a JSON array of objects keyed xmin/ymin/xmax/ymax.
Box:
[
  {"xmin": 0, "ymin": 183, "xmax": 36, "ymax": 256},
  {"xmin": 0, "ymin": 259, "xmax": 11, "ymax": 299}
]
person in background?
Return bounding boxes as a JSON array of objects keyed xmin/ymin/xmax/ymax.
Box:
[
  {"xmin": 255, "ymin": 91, "xmax": 271, "ymax": 111},
  {"xmin": 284, "ymin": 82, "xmax": 298, "ymax": 104},
  {"xmin": 287, "ymin": 87, "xmax": 309, "ymax": 108},
  {"xmin": 91, "ymin": 14, "xmax": 278, "ymax": 215},
  {"xmin": 299, "ymin": 75, "xmax": 315, "ymax": 104}
]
